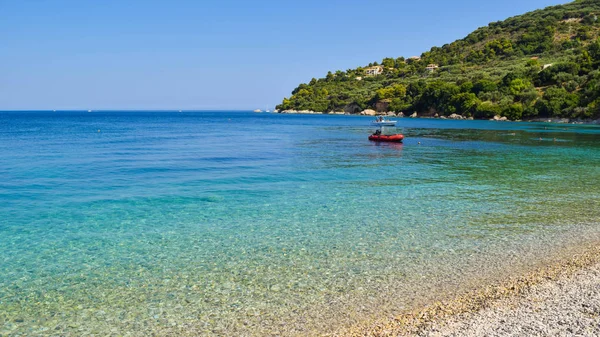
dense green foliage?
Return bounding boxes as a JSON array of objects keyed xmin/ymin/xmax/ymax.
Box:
[{"xmin": 277, "ymin": 0, "xmax": 600, "ymax": 120}]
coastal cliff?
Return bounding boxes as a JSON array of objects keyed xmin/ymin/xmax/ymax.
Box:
[{"xmin": 277, "ymin": 0, "xmax": 600, "ymax": 121}]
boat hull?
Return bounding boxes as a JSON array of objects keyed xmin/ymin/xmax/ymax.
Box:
[
  {"xmin": 368, "ymin": 134, "xmax": 404, "ymax": 143},
  {"xmin": 371, "ymin": 121, "xmax": 397, "ymax": 126}
]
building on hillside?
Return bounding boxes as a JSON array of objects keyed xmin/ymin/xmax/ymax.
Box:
[
  {"xmin": 425, "ymin": 64, "xmax": 439, "ymax": 72},
  {"xmin": 408, "ymin": 56, "xmax": 421, "ymax": 61},
  {"xmin": 364, "ymin": 66, "xmax": 383, "ymax": 76}
]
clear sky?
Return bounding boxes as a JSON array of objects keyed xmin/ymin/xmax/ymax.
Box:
[{"xmin": 1, "ymin": 0, "xmax": 569, "ymax": 110}]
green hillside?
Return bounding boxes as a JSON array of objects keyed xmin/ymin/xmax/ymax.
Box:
[{"xmin": 276, "ymin": 0, "xmax": 600, "ymax": 120}]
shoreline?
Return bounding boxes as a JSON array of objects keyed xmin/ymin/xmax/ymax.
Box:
[
  {"xmin": 274, "ymin": 110, "xmax": 600, "ymax": 125},
  {"xmin": 336, "ymin": 239, "xmax": 600, "ymax": 336}
]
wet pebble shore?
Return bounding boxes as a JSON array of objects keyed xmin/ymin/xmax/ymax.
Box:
[{"xmin": 342, "ymin": 245, "xmax": 600, "ymax": 337}]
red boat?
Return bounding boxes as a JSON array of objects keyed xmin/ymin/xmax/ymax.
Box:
[{"xmin": 369, "ymin": 133, "xmax": 404, "ymax": 143}]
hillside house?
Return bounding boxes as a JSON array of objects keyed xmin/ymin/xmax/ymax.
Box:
[
  {"xmin": 425, "ymin": 64, "xmax": 439, "ymax": 72},
  {"xmin": 364, "ymin": 66, "xmax": 383, "ymax": 76}
]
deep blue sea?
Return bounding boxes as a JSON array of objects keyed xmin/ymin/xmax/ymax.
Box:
[{"xmin": 1, "ymin": 111, "xmax": 600, "ymax": 336}]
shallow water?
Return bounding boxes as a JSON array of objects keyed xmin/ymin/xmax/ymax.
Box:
[{"xmin": 1, "ymin": 111, "xmax": 599, "ymax": 335}]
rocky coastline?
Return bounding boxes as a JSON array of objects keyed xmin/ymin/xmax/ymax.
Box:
[{"xmin": 274, "ymin": 109, "xmax": 600, "ymax": 124}]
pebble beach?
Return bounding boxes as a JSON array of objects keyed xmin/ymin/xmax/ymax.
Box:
[{"xmin": 344, "ymin": 242, "xmax": 600, "ymax": 337}]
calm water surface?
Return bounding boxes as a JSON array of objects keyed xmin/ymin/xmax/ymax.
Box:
[{"xmin": 1, "ymin": 111, "xmax": 599, "ymax": 335}]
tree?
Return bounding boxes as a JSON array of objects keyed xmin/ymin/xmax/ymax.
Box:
[
  {"xmin": 579, "ymin": 70, "xmax": 600, "ymax": 117},
  {"xmin": 535, "ymin": 62, "xmax": 580, "ymax": 86},
  {"xmin": 588, "ymin": 38, "xmax": 600, "ymax": 61},
  {"xmin": 375, "ymin": 84, "xmax": 407, "ymax": 100},
  {"xmin": 501, "ymin": 72, "xmax": 519, "ymax": 88},
  {"xmin": 450, "ymin": 92, "xmax": 480, "ymax": 116},
  {"xmin": 484, "ymin": 38, "xmax": 514, "ymax": 58},
  {"xmin": 291, "ymin": 83, "xmax": 309, "ymax": 95},
  {"xmin": 389, "ymin": 98, "xmax": 411, "ymax": 112},
  {"xmin": 296, "ymin": 88, "xmax": 312, "ymax": 97},
  {"xmin": 502, "ymin": 103, "xmax": 524, "ymax": 120},
  {"xmin": 473, "ymin": 79, "xmax": 498, "ymax": 95},
  {"xmin": 382, "ymin": 58, "xmax": 395, "ymax": 69},
  {"xmin": 395, "ymin": 57, "xmax": 406, "ymax": 68},
  {"xmin": 416, "ymin": 81, "xmax": 460, "ymax": 115},
  {"xmin": 508, "ymin": 78, "xmax": 528, "ymax": 96},
  {"xmin": 460, "ymin": 81, "xmax": 474, "ymax": 93},
  {"xmin": 534, "ymin": 87, "xmax": 579, "ymax": 117},
  {"xmin": 475, "ymin": 101, "xmax": 501, "ymax": 119}
]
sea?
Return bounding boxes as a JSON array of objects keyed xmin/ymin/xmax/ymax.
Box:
[{"xmin": 1, "ymin": 110, "xmax": 599, "ymax": 336}]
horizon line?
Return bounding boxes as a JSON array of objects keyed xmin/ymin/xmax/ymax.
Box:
[{"xmin": 0, "ymin": 109, "xmax": 266, "ymax": 112}]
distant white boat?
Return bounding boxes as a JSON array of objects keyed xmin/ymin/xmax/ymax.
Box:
[
  {"xmin": 371, "ymin": 118, "xmax": 397, "ymax": 126},
  {"xmin": 253, "ymin": 109, "xmax": 262, "ymax": 113},
  {"xmin": 88, "ymin": 110, "xmax": 92, "ymax": 112}
]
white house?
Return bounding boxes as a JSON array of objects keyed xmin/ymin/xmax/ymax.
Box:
[
  {"xmin": 425, "ymin": 64, "xmax": 439, "ymax": 72},
  {"xmin": 364, "ymin": 66, "xmax": 384, "ymax": 76}
]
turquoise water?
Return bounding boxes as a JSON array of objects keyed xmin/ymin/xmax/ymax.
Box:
[{"xmin": 1, "ymin": 111, "xmax": 599, "ymax": 336}]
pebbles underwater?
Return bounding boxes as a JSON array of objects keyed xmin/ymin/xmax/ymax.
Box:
[{"xmin": 1, "ymin": 111, "xmax": 599, "ymax": 336}]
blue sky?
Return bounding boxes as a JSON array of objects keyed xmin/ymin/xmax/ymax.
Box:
[{"xmin": 0, "ymin": 0, "xmax": 569, "ymax": 110}]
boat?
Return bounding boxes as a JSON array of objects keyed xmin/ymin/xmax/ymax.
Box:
[
  {"xmin": 253, "ymin": 109, "xmax": 262, "ymax": 113},
  {"xmin": 371, "ymin": 118, "xmax": 397, "ymax": 126},
  {"xmin": 369, "ymin": 130, "xmax": 404, "ymax": 143}
]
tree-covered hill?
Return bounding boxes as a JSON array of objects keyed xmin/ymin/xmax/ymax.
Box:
[{"xmin": 276, "ymin": 0, "xmax": 600, "ymax": 121}]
